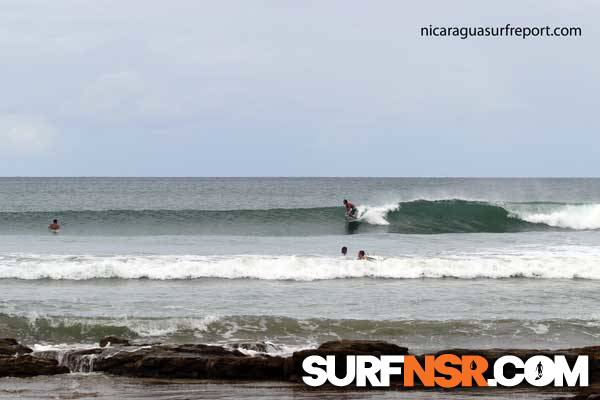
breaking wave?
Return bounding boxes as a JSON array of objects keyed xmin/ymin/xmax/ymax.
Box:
[
  {"xmin": 3, "ymin": 313, "xmax": 599, "ymax": 355},
  {"xmin": 512, "ymin": 203, "xmax": 600, "ymax": 230},
  {"xmin": 1, "ymin": 252, "xmax": 599, "ymax": 280},
  {"xmin": 2, "ymin": 200, "xmax": 600, "ymax": 235}
]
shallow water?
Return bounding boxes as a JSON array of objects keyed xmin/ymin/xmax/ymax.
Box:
[
  {"xmin": 0, "ymin": 178, "xmax": 599, "ymax": 395},
  {"xmin": 0, "ymin": 374, "xmax": 573, "ymax": 399},
  {"xmin": 1, "ymin": 277, "xmax": 599, "ymax": 354}
]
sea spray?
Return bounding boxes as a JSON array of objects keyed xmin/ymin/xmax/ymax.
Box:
[
  {"xmin": 510, "ymin": 203, "xmax": 600, "ymax": 230},
  {"xmin": 355, "ymin": 203, "xmax": 400, "ymax": 225}
]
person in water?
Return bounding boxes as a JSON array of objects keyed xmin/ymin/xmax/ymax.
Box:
[
  {"xmin": 341, "ymin": 246, "xmax": 348, "ymax": 256},
  {"xmin": 343, "ymin": 199, "xmax": 358, "ymax": 218},
  {"xmin": 48, "ymin": 219, "xmax": 60, "ymax": 231},
  {"xmin": 358, "ymin": 250, "xmax": 375, "ymax": 261}
]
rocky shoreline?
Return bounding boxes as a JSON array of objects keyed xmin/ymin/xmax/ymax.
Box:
[{"xmin": 1, "ymin": 337, "xmax": 598, "ymax": 399}]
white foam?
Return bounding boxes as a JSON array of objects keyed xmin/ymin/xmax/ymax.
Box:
[
  {"xmin": 512, "ymin": 204, "xmax": 600, "ymax": 230},
  {"xmin": 22, "ymin": 314, "xmax": 221, "ymax": 338},
  {"xmin": 32, "ymin": 343, "xmax": 98, "ymax": 353},
  {"xmin": 226, "ymin": 342, "xmax": 311, "ymax": 357},
  {"xmin": 356, "ymin": 199, "xmax": 600, "ymax": 230},
  {"xmin": 524, "ymin": 322, "xmax": 549, "ymax": 335},
  {"xmin": 1, "ymin": 251, "xmax": 599, "ymax": 280},
  {"xmin": 124, "ymin": 316, "xmax": 219, "ymax": 337},
  {"xmin": 355, "ymin": 203, "xmax": 399, "ymax": 225}
]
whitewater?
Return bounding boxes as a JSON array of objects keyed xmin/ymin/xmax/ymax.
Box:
[
  {"xmin": 1, "ymin": 178, "xmax": 599, "ymax": 361},
  {"xmin": 1, "ymin": 250, "xmax": 600, "ymax": 280},
  {"xmin": 353, "ymin": 199, "xmax": 600, "ymax": 231},
  {"xmin": 2, "ymin": 199, "xmax": 600, "ymax": 236}
]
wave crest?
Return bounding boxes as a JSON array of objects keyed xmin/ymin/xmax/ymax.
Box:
[
  {"xmin": 1, "ymin": 252, "xmax": 599, "ymax": 280},
  {"xmin": 4, "ymin": 313, "xmax": 600, "ymax": 355},
  {"xmin": 512, "ymin": 203, "xmax": 600, "ymax": 230},
  {"xmin": 1, "ymin": 200, "xmax": 599, "ymax": 235}
]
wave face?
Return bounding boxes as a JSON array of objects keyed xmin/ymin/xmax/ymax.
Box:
[
  {"xmin": 1, "ymin": 200, "xmax": 599, "ymax": 235},
  {"xmin": 1, "ymin": 253, "xmax": 599, "ymax": 280},
  {"xmin": 4, "ymin": 313, "xmax": 599, "ymax": 355}
]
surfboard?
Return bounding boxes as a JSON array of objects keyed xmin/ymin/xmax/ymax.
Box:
[{"xmin": 345, "ymin": 214, "xmax": 359, "ymax": 222}]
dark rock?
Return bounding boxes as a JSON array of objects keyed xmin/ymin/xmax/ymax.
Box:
[
  {"xmin": 204, "ymin": 356, "xmax": 290, "ymax": 380},
  {"xmin": 0, "ymin": 355, "xmax": 69, "ymax": 377},
  {"xmin": 0, "ymin": 338, "xmax": 67, "ymax": 377},
  {"xmin": 317, "ymin": 340, "xmax": 409, "ymax": 355},
  {"xmin": 6, "ymin": 337, "xmax": 598, "ymax": 389},
  {"xmin": 90, "ymin": 343, "xmax": 285, "ymax": 379},
  {"xmin": 157, "ymin": 344, "xmax": 244, "ymax": 357},
  {"xmin": 0, "ymin": 338, "xmax": 32, "ymax": 356},
  {"xmin": 99, "ymin": 336, "xmax": 130, "ymax": 347}
]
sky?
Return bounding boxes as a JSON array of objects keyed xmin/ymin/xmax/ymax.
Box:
[{"xmin": 1, "ymin": 0, "xmax": 598, "ymax": 177}]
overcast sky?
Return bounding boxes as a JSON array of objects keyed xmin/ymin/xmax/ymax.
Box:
[{"xmin": 1, "ymin": 0, "xmax": 598, "ymax": 176}]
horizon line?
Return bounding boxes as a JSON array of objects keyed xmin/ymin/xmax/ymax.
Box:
[{"xmin": 1, "ymin": 176, "xmax": 599, "ymax": 179}]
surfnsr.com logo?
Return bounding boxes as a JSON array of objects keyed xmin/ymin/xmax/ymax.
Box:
[{"xmin": 302, "ymin": 354, "xmax": 589, "ymax": 388}]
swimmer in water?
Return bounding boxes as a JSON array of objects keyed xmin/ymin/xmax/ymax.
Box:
[
  {"xmin": 341, "ymin": 246, "xmax": 348, "ymax": 256},
  {"xmin": 358, "ymin": 250, "xmax": 375, "ymax": 261},
  {"xmin": 48, "ymin": 219, "xmax": 60, "ymax": 232}
]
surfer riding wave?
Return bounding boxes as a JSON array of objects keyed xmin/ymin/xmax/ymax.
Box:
[{"xmin": 343, "ymin": 199, "xmax": 358, "ymax": 220}]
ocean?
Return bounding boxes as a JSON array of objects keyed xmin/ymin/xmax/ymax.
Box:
[{"xmin": 1, "ymin": 177, "xmax": 599, "ymax": 398}]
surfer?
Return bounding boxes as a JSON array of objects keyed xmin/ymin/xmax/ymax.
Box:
[
  {"xmin": 341, "ymin": 246, "xmax": 348, "ymax": 256},
  {"xmin": 343, "ymin": 199, "xmax": 358, "ymax": 219},
  {"xmin": 48, "ymin": 219, "xmax": 60, "ymax": 232}
]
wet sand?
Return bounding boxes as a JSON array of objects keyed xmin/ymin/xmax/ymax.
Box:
[{"xmin": 0, "ymin": 374, "xmax": 574, "ymax": 400}]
